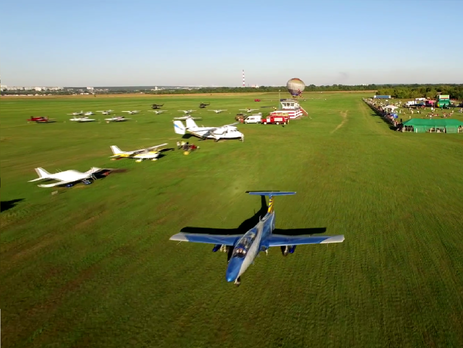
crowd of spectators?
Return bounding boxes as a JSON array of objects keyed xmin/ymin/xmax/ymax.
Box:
[
  {"xmin": 363, "ymin": 98, "xmax": 463, "ymax": 133},
  {"xmin": 363, "ymin": 98, "xmax": 403, "ymax": 130}
]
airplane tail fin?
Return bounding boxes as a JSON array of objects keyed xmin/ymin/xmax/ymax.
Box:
[
  {"xmin": 246, "ymin": 191, "xmax": 296, "ymax": 213},
  {"xmin": 174, "ymin": 121, "xmax": 186, "ymax": 135},
  {"xmin": 110, "ymin": 145, "xmax": 122, "ymax": 155},
  {"xmin": 185, "ymin": 117, "xmax": 198, "ymax": 129},
  {"xmin": 35, "ymin": 167, "xmax": 51, "ymax": 178},
  {"xmin": 29, "ymin": 167, "xmax": 51, "ymax": 182}
]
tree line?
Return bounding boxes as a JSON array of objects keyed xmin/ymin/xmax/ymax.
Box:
[
  {"xmin": 2, "ymin": 84, "xmax": 463, "ymax": 99},
  {"xmin": 375, "ymin": 84, "xmax": 463, "ymax": 100}
]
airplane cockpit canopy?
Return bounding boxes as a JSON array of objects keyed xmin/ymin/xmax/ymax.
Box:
[{"xmin": 232, "ymin": 229, "xmax": 257, "ymax": 258}]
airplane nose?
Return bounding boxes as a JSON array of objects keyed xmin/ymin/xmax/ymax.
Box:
[{"xmin": 226, "ymin": 257, "xmax": 242, "ymax": 282}]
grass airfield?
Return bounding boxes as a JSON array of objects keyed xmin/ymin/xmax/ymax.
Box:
[{"xmin": 1, "ymin": 92, "xmax": 463, "ymax": 347}]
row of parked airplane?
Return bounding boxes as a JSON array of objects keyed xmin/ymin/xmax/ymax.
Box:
[
  {"xmin": 69, "ymin": 116, "xmax": 131, "ymax": 122},
  {"xmin": 66, "ymin": 113, "xmax": 245, "ymax": 141},
  {"xmin": 69, "ymin": 108, "xmax": 258, "ymax": 117},
  {"xmin": 68, "ymin": 110, "xmax": 141, "ymax": 116}
]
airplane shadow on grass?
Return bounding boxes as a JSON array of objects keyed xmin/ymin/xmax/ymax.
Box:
[
  {"xmin": 180, "ymin": 195, "xmax": 327, "ymax": 238},
  {"xmin": 157, "ymin": 148, "xmax": 175, "ymax": 159},
  {"xmin": 1, "ymin": 198, "xmax": 24, "ymax": 212}
]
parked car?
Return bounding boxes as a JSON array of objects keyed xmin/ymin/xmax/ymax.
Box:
[{"xmin": 244, "ymin": 115, "xmax": 262, "ymax": 124}]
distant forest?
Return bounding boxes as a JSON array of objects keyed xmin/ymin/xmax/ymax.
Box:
[{"xmin": 149, "ymin": 84, "xmax": 463, "ymax": 100}]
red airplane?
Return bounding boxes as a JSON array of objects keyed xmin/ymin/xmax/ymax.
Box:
[{"xmin": 27, "ymin": 116, "xmax": 52, "ymax": 123}]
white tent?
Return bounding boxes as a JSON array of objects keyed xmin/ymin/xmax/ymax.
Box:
[{"xmin": 384, "ymin": 105, "xmax": 398, "ymax": 111}]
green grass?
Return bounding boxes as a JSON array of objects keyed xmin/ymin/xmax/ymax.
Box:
[{"xmin": 1, "ymin": 92, "xmax": 463, "ymax": 348}]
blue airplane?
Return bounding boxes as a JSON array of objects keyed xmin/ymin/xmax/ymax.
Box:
[{"xmin": 170, "ymin": 191, "xmax": 345, "ymax": 285}]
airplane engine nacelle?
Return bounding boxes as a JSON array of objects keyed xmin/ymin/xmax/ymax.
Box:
[{"xmin": 281, "ymin": 245, "xmax": 296, "ymax": 256}]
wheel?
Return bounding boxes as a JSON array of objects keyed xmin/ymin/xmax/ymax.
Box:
[
  {"xmin": 263, "ymin": 122, "xmax": 267, "ymax": 125},
  {"xmin": 276, "ymin": 122, "xmax": 279, "ymax": 125}
]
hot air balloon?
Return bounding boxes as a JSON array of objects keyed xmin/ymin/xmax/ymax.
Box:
[{"xmin": 286, "ymin": 78, "xmax": 305, "ymax": 97}]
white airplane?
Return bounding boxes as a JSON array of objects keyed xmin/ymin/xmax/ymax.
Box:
[
  {"xmin": 148, "ymin": 110, "xmax": 168, "ymax": 114},
  {"xmin": 28, "ymin": 167, "xmax": 111, "ymax": 188},
  {"xmin": 170, "ymin": 191, "xmax": 345, "ymax": 285},
  {"xmin": 240, "ymin": 108, "xmax": 259, "ymax": 113},
  {"xmin": 209, "ymin": 109, "xmax": 228, "ymax": 114},
  {"xmin": 174, "ymin": 116, "xmax": 244, "ymax": 141},
  {"xmin": 110, "ymin": 143, "xmax": 168, "ymax": 162},
  {"xmin": 105, "ymin": 116, "xmax": 130, "ymax": 122},
  {"xmin": 84, "ymin": 111, "xmax": 94, "ymax": 116},
  {"xmin": 121, "ymin": 110, "xmax": 140, "ymax": 115},
  {"xmin": 178, "ymin": 109, "xmax": 196, "ymax": 114},
  {"xmin": 97, "ymin": 110, "xmax": 114, "ymax": 115},
  {"xmin": 69, "ymin": 116, "xmax": 96, "ymax": 122},
  {"xmin": 68, "ymin": 110, "xmax": 84, "ymax": 116}
]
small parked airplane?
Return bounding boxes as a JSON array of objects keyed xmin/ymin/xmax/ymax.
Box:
[
  {"xmin": 110, "ymin": 143, "xmax": 168, "ymax": 162},
  {"xmin": 173, "ymin": 116, "xmax": 244, "ymax": 141},
  {"xmin": 105, "ymin": 116, "xmax": 130, "ymax": 122},
  {"xmin": 151, "ymin": 104, "xmax": 164, "ymax": 109},
  {"xmin": 27, "ymin": 116, "xmax": 53, "ymax": 123},
  {"xmin": 170, "ymin": 191, "xmax": 345, "ymax": 285},
  {"xmin": 199, "ymin": 102, "xmax": 210, "ymax": 108},
  {"xmin": 69, "ymin": 116, "xmax": 96, "ymax": 122},
  {"xmin": 209, "ymin": 109, "xmax": 227, "ymax": 114},
  {"xmin": 148, "ymin": 110, "xmax": 168, "ymax": 114},
  {"xmin": 239, "ymin": 108, "xmax": 259, "ymax": 113},
  {"xmin": 97, "ymin": 110, "xmax": 114, "ymax": 115},
  {"xmin": 122, "ymin": 110, "xmax": 140, "ymax": 115},
  {"xmin": 178, "ymin": 109, "xmax": 196, "ymax": 114},
  {"xmin": 29, "ymin": 167, "xmax": 112, "ymax": 188},
  {"xmin": 84, "ymin": 111, "xmax": 94, "ymax": 116},
  {"xmin": 68, "ymin": 110, "xmax": 84, "ymax": 116}
]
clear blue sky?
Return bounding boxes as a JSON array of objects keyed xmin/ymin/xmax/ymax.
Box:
[{"xmin": 1, "ymin": 0, "xmax": 462, "ymax": 87}]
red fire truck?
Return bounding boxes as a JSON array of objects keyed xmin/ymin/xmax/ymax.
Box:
[{"xmin": 261, "ymin": 115, "xmax": 290, "ymax": 125}]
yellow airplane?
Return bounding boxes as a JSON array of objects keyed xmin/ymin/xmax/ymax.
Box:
[{"xmin": 110, "ymin": 143, "xmax": 167, "ymax": 162}]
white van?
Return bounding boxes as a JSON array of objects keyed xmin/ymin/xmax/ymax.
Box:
[{"xmin": 244, "ymin": 114, "xmax": 262, "ymax": 124}]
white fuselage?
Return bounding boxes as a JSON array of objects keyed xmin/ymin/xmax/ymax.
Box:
[
  {"xmin": 191, "ymin": 126, "xmax": 243, "ymax": 141},
  {"xmin": 48, "ymin": 170, "xmax": 91, "ymax": 182},
  {"xmin": 70, "ymin": 116, "xmax": 95, "ymax": 122}
]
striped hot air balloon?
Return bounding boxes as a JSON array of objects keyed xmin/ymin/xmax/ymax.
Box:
[{"xmin": 286, "ymin": 78, "xmax": 305, "ymax": 97}]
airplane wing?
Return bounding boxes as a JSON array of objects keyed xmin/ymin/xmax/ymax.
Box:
[
  {"xmin": 267, "ymin": 234, "xmax": 344, "ymax": 246},
  {"xmin": 190, "ymin": 129, "xmax": 212, "ymax": 139},
  {"xmin": 170, "ymin": 232, "xmax": 242, "ymax": 246},
  {"xmin": 146, "ymin": 143, "xmax": 168, "ymax": 151},
  {"xmin": 128, "ymin": 143, "xmax": 167, "ymax": 153},
  {"xmin": 224, "ymin": 122, "xmax": 239, "ymax": 127}
]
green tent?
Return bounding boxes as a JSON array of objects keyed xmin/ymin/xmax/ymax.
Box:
[{"xmin": 403, "ymin": 118, "xmax": 463, "ymax": 133}]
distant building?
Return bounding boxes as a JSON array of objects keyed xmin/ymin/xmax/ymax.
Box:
[{"xmin": 269, "ymin": 99, "xmax": 308, "ymax": 119}]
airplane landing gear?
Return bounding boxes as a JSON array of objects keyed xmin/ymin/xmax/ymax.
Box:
[{"xmin": 234, "ymin": 277, "xmax": 241, "ymax": 287}]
